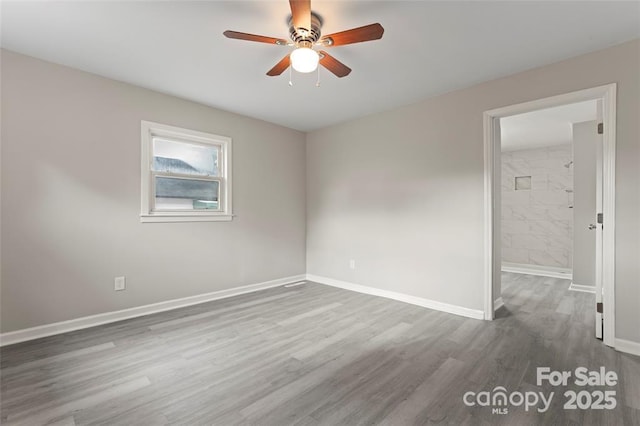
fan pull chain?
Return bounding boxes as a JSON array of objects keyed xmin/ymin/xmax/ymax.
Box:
[
  {"xmin": 316, "ymin": 66, "xmax": 321, "ymax": 87},
  {"xmin": 288, "ymin": 65, "xmax": 293, "ymax": 87}
]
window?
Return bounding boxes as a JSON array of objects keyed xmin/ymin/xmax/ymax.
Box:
[{"xmin": 141, "ymin": 121, "xmax": 232, "ymax": 222}]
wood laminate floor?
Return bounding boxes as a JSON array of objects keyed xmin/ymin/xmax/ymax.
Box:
[{"xmin": 1, "ymin": 273, "xmax": 639, "ymax": 425}]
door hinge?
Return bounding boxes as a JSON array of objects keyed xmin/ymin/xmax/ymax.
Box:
[
  {"xmin": 597, "ymin": 122, "xmax": 604, "ymax": 134},
  {"xmin": 596, "ymin": 302, "xmax": 603, "ymax": 314},
  {"xmin": 597, "ymin": 213, "xmax": 603, "ymax": 224}
]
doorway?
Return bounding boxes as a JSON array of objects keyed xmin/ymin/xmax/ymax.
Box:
[{"xmin": 483, "ymin": 84, "xmax": 616, "ymax": 347}]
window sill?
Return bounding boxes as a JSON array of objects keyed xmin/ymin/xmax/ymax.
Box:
[{"xmin": 140, "ymin": 214, "xmax": 233, "ymax": 223}]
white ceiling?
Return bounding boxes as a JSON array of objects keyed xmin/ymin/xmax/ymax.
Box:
[
  {"xmin": 2, "ymin": 1, "xmax": 639, "ymax": 131},
  {"xmin": 501, "ymin": 100, "xmax": 598, "ymax": 151}
]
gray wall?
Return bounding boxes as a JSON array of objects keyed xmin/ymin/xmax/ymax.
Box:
[
  {"xmin": 2, "ymin": 40, "xmax": 639, "ymax": 345},
  {"xmin": 1, "ymin": 50, "xmax": 307, "ymax": 332},
  {"xmin": 306, "ymin": 39, "xmax": 639, "ymax": 343},
  {"xmin": 572, "ymin": 121, "xmax": 599, "ymax": 287}
]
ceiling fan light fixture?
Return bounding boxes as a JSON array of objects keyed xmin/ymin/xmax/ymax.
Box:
[
  {"xmin": 224, "ymin": 1, "xmax": 384, "ymax": 79},
  {"xmin": 290, "ymin": 47, "xmax": 319, "ymax": 73}
]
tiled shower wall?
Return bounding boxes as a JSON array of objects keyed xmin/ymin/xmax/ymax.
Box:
[{"xmin": 501, "ymin": 144, "xmax": 573, "ymax": 269}]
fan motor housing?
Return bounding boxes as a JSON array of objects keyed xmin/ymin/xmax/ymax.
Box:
[{"xmin": 288, "ymin": 12, "xmax": 322, "ymax": 44}]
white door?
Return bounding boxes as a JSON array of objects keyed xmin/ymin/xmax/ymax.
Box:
[
  {"xmin": 572, "ymin": 116, "xmax": 602, "ymax": 338},
  {"xmin": 594, "ymin": 102, "xmax": 604, "ymax": 339}
]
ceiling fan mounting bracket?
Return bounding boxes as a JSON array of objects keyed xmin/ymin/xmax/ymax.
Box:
[{"xmin": 288, "ymin": 12, "xmax": 323, "ymax": 45}]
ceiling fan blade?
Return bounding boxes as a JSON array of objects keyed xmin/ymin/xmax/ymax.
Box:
[
  {"xmin": 289, "ymin": 0, "xmax": 311, "ymax": 30},
  {"xmin": 224, "ymin": 30, "xmax": 288, "ymax": 45},
  {"xmin": 267, "ymin": 55, "xmax": 291, "ymax": 76},
  {"xmin": 320, "ymin": 23, "xmax": 384, "ymax": 47},
  {"xmin": 319, "ymin": 51, "xmax": 351, "ymax": 78}
]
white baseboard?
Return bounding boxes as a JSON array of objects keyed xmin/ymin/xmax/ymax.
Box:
[
  {"xmin": 502, "ymin": 262, "xmax": 572, "ymax": 280},
  {"xmin": 306, "ymin": 274, "xmax": 484, "ymax": 320},
  {"xmin": 615, "ymin": 338, "xmax": 640, "ymax": 357},
  {"xmin": 0, "ymin": 274, "xmax": 306, "ymax": 347},
  {"xmin": 494, "ymin": 297, "xmax": 504, "ymax": 311},
  {"xmin": 568, "ymin": 282, "xmax": 596, "ymax": 293}
]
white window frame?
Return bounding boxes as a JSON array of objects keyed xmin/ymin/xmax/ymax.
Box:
[{"xmin": 140, "ymin": 121, "xmax": 232, "ymax": 223}]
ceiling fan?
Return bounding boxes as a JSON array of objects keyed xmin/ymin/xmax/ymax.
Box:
[{"xmin": 223, "ymin": 0, "xmax": 384, "ymax": 78}]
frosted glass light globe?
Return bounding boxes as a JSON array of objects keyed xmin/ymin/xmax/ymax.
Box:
[{"xmin": 290, "ymin": 47, "xmax": 319, "ymax": 73}]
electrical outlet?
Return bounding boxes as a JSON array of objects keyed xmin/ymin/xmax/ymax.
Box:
[
  {"xmin": 349, "ymin": 259, "xmax": 356, "ymax": 270},
  {"xmin": 114, "ymin": 276, "xmax": 126, "ymax": 291}
]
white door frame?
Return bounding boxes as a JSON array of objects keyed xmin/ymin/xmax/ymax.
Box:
[{"xmin": 483, "ymin": 83, "xmax": 617, "ymax": 347}]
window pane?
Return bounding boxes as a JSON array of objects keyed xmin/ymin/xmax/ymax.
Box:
[
  {"xmin": 154, "ymin": 176, "xmax": 220, "ymax": 210},
  {"xmin": 153, "ymin": 138, "xmax": 219, "ymax": 176}
]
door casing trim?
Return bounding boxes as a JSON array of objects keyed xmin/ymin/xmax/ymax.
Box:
[{"xmin": 483, "ymin": 83, "xmax": 616, "ymax": 348}]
